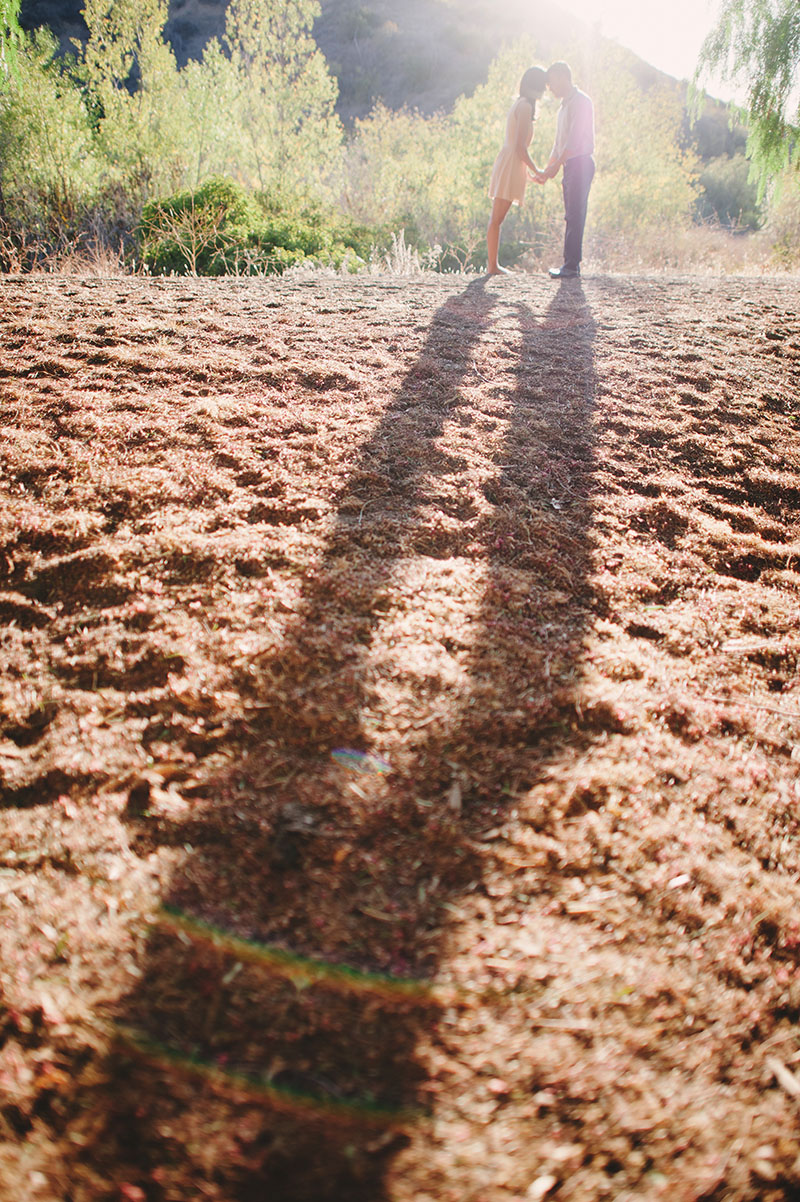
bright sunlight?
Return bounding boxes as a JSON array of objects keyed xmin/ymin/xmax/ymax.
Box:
[{"xmin": 552, "ymin": 0, "xmax": 721, "ymax": 86}]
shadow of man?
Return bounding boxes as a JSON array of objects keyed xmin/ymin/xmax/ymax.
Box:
[{"xmin": 73, "ymin": 277, "xmax": 597, "ymax": 1201}]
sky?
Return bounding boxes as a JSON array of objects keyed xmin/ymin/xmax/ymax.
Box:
[{"xmin": 552, "ymin": 0, "xmax": 733, "ymax": 95}]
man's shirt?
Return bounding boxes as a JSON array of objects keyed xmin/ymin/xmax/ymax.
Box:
[{"xmin": 552, "ymin": 87, "xmax": 595, "ymax": 162}]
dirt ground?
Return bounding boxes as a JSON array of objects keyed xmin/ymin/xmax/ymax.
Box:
[{"xmin": 1, "ymin": 269, "xmax": 799, "ymax": 1202}]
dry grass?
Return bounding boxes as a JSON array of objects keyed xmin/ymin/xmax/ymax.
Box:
[
  {"xmin": 581, "ymin": 223, "xmax": 799, "ymax": 277},
  {"xmin": 0, "ymin": 271, "xmax": 799, "ymax": 1201},
  {"xmin": 0, "ymin": 221, "xmax": 130, "ymax": 278}
]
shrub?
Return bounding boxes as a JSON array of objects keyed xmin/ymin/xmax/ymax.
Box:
[
  {"xmin": 137, "ymin": 177, "xmax": 261, "ymax": 275},
  {"xmin": 768, "ymin": 176, "xmax": 800, "ymax": 268},
  {"xmin": 136, "ymin": 177, "xmax": 389, "ymax": 274},
  {"xmin": 696, "ymin": 152, "xmax": 764, "ymax": 230},
  {"xmin": 0, "ymin": 30, "xmax": 100, "ymax": 237}
]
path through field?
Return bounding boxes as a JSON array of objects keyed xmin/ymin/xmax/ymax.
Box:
[{"xmin": 1, "ymin": 272, "xmax": 800, "ymax": 1201}]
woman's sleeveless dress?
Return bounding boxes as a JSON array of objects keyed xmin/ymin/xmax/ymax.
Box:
[{"xmin": 489, "ymin": 98, "xmax": 533, "ymax": 206}]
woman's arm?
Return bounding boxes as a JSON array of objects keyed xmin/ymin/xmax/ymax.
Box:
[{"xmin": 515, "ymin": 101, "xmax": 541, "ymax": 174}]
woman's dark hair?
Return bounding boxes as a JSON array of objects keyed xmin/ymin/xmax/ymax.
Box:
[{"xmin": 519, "ymin": 66, "xmax": 547, "ymax": 112}]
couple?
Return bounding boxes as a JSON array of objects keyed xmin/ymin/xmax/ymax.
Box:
[{"xmin": 487, "ymin": 61, "xmax": 594, "ymax": 279}]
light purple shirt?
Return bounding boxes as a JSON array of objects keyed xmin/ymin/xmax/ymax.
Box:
[{"xmin": 552, "ymin": 87, "xmax": 595, "ymax": 162}]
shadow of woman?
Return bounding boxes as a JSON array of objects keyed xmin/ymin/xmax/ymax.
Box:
[{"xmin": 73, "ymin": 278, "xmax": 597, "ymax": 1201}]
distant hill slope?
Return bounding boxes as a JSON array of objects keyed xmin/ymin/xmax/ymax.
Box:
[
  {"xmin": 19, "ymin": 0, "xmax": 670, "ymax": 120},
  {"xmin": 312, "ymin": 0, "xmax": 593, "ymax": 120}
]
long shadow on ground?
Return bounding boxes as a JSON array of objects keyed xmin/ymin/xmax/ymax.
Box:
[{"xmin": 76, "ymin": 278, "xmax": 598, "ymax": 1200}]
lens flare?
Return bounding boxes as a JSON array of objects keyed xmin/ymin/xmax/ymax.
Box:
[
  {"xmin": 115, "ymin": 1026, "xmax": 424, "ymax": 1127},
  {"xmin": 158, "ymin": 906, "xmax": 448, "ymax": 1003},
  {"xmin": 331, "ymin": 749, "xmax": 392, "ymax": 775}
]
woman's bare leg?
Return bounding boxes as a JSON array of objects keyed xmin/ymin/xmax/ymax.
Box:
[{"xmin": 487, "ymin": 198, "xmax": 513, "ymax": 274}]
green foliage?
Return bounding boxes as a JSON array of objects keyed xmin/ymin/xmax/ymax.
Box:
[
  {"xmin": 174, "ymin": 40, "xmax": 240, "ymax": 189},
  {"xmin": 81, "ymin": 0, "xmax": 185, "ymax": 199},
  {"xmin": 138, "ymin": 178, "xmax": 261, "ymax": 275},
  {"xmin": 696, "ymin": 0, "xmax": 800, "ymax": 188},
  {"xmin": 0, "ymin": 29, "xmax": 100, "ymax": 231},
  {"xmin": 220, "ymin": 0, "xmax": 343, "ymax": 194},
  {"xmin": 79, "ymin": 0, "xmax": 343, "ymax": 204},
  {"xmin": 696, "ymin": 152, "xmax": 764, "ymax": 229},
  {"xmin": 767, "ymin": 173, "xmax": 800, "ymax": 266},
  {"xmin": 591, "ymin": 54, "xmax": 699, "ymax": 238},
  {"xmin": 1, "ymin": 0, "xmax": 348, "ymax": 263},
  {"xmin": 0, "ymin": 0, "xmax": 790, "ymax": 273},
  {"xmin": 137, "ymin": 177, "xmax": 381, "ymax": 275},
  {"xmin": 0, "ymin": 0, "xmax": 21, "ymax": 86}
]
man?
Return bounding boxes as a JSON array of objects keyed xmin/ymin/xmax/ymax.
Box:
[{"xmin": 537, "ymin": 62, "xmax": 595, "ymax": 279}]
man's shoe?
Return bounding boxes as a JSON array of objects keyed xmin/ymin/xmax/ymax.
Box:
[{"xmin": 549, "ymin": 266, "xmax": 580, "ymax": 279}]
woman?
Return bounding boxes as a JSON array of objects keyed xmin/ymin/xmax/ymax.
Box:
[{"xmin": 487, "ymin": 66, "xmax": 547, "ymax": 275}]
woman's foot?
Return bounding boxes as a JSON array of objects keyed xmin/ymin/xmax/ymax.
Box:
[{"xmin": 488, "ymin": 265, "xmax": 512, "ymax": 276}]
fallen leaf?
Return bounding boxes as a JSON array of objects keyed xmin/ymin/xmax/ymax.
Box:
[
  {"xmin": 527, "ymin": 1175, "xmax": 558, "ymax": 1201},
  {"xmin": 447, "ymin": 779, "xmax": 462, "ymax": 813}
]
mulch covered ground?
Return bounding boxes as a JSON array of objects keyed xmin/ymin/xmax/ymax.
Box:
[{"xmin": 1, "ymin": 269, "xmax": 799, "ymax": 1202}]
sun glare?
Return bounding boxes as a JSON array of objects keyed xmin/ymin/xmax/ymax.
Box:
[{"xmin": 552, "ymin": 0, "xmax": 719, "ymax": 84}]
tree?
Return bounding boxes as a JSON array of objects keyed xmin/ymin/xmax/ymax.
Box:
[
  {"xmin": 0, "ymin": 29, "xmax": 99, "ymax": 231},
  {"xmin": 696, "ymin": 152, "xmax": 764, "ymax": 229},
  {"xmin": 177, "ymin": 40, "xmax": 241, "ymax": 188},
  {"xmin": 81, "ymin": 0, "xmax": 185, "ymax": 197},
  {"xmin": 696, "ymin": 0, "xmax": 800, "ymax": 186},
  {"xmin": 222, "ymin": 0, "xmax": 342, "ymax": 195},
  {"xmin": 591, "ymin": 57, "xmax": 700, "ymax": 238},
  {"xmin": 0, "ymin": 0, "xmax": 21, "ymax": 86}
]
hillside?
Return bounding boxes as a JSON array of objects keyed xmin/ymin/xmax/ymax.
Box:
[
  {"xmin": 19, "ymin": 0, "xmax": 667, "ymax": 119},
  {"xmin": 1, "ymin": 269, "xmax": 800, "ymax": 1200},
  {"xmin": 311, "ymin": 0, "xmax": 593, "ymax": 120}
]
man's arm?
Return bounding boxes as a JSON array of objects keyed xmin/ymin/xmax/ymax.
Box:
[
  {"xmin": 542, "ymin": 102, "xmax": 574, "ymax": 180},
  {"xmin": 541, "ymin": 149, "xmax": 562, "ymax": 180},
  {"xmin": 544, "ymin": 95, "xmax": 593, "ymax": 178}
]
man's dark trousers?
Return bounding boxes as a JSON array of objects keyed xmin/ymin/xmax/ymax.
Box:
[{"xmin": 562, "ymin": 155, "xmax": 595, "ymax": 272}]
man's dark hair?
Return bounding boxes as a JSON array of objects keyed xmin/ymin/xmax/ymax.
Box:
[{"xmin": 546, "ymin": 61, "xmax": 573, "ymax": 83}]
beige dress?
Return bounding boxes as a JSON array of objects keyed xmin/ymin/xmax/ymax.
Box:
[{"xmin": 489, "ymin": 97, "xmax": 534, "ymax": 206}]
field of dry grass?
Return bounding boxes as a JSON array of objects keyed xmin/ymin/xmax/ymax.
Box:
[{"xmin": 1, "ymin": 270, "xmax": 800, "ymax": 1201}]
